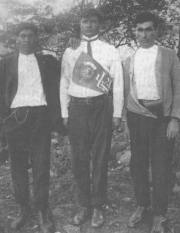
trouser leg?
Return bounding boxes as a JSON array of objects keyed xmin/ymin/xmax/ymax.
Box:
[
  {"xmin": 69, "ymin": 101, "xmax": 91, "ymax": 207},
  {"xmin": 150, "ymin": 118, "xmax": 174, "ymax": 216},
  {"xmin": 30, "ymin": 108, "xmax": 51, "ymax": 212},
  {"xmin": 127, "ymin": 111, "xmax": 151, "ymax": 207},
  {"xmin": 6, "ymin": 126, "xmax": 30, "ymax": 207},
  {"xmin": 91, "ymin": 95, "xmax": 112, "ymax": 207}
]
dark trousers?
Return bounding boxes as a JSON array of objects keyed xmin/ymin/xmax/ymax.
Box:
[
  {"xmin": 68, "ymin": 95, "xmax": 112, "ymax": 208},
  {"xmin": 6, "ymin": 106, "xmax": 51, "ymax": 212},
  {"xmin": 127, "ymin": 111, "xmax": 174, "ymax": 216}
]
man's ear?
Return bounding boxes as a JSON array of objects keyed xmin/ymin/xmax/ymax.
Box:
[{"xmin": 67, "ymin": 37, "xmax": 81, "ymax": 50}]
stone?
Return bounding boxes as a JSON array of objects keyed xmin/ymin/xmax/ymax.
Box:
[
  {"xmin": 116, "ymin": 150, "xmax": 131, "ymax": 167},
  {"xmin": 64, "ymin": 224, "xmax": 80, "ymax": 233},
  {"xmin": 173, "ymin": 184, "xmax": 180, "ymax": 194}
]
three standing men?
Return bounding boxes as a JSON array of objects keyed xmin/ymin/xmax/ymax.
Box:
[
  {"xmin": 60, "ymin": 8, "xmax": 124, "ymax": 227},
  {"xmin": 0, "ymin": 23, "xmax": 61, "ymax": 233},
  {"xmin": 1, "ymin": 8, "xmax": 180, "ymax": 233},
  {"xmin": 123, "ymin": 12, "xmax": 180, "ymax": 233}
]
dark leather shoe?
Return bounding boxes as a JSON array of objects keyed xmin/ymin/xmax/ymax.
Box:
[
  {"xmin": 11, "ymin": 205, "xmax": 30, "ymax": 230},
  {"xmin": 128, "ymin": 206, "xmax": 147, "ymax": 228},
  {"xmin": 151, "ymin": 216, "xmax": 167, "ymax": 233},
  {"xmin": 91, "ymin": 208, "xmax": 104, "ymax": 228},
  {"xmin": 38, "ymin": 208, "xmax": 55, "ymax": 233},
  {"xmin": 72, "ymin": 207, "xmax": 90, "ymax": 226}
]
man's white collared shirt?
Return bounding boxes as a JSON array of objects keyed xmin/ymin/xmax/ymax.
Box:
[
  {"xmin": 134, "ymin": 45, "xmax": 160, "ymax": 100},
  {"xmin": 60, "ymin": 35, "xmax": 124, "ymax": 118},
  {"xmin": 11, "ymin": 53, "xmax": 47, "ymax": 108}
]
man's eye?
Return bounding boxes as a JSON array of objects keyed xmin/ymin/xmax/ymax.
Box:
[
  {"xmin": 137, "ymin": 28, "xmax": 153, "ymax": 32},
  {"xmin": 146, "ymin": 28, "xmax": 153, "ymax": 32},
  {"xmin": 82, "ymin": 20, "xmax": 88, "ymax": 24}
]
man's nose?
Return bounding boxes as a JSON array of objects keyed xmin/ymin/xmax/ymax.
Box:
[
  {"xmin": 141, "ymin": 31, "xmax": 147, "ymax": 38},
  {"xmin": 86, "ymin": 21, "xmax": 92, "ymax": 27},
  {"xmin": 23, "ymin": 36, "xmax": 30, "ymax": 42}
]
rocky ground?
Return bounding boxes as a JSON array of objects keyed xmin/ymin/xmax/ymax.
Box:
[{"xmin": 1, "ymin": 132, "xmax": 180, "ymax": 233}]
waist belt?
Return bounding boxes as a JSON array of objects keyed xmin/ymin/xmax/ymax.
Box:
[{"xmin": 70, "ymin": 95, "xmax": 105, "ymax": 104}]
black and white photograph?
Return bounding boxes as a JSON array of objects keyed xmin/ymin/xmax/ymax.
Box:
[{"xmin": 0, "ymin": 0, "xmax": 180, "ymax": 233}]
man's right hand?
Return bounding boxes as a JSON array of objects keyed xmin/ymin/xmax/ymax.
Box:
[{"xmin": 63, "ymin": 118, "xmax": 68, "ymax": 127}]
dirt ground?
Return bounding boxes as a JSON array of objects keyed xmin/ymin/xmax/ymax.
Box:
[{"xmin": 1, "ymin": 134, "xmax": 180, "ymax": 233}]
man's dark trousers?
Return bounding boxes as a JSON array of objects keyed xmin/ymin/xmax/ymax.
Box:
[
  {"xmin": 6, "ymin": 106, "xmax": 51, "ymax": 212},
  {"xmin": 127, "ymin": 111, "xmax": 174, "ymax": 216},
  {"xmin": 68, "ymin": 95, "xmax": 112, "ymax": 208}
]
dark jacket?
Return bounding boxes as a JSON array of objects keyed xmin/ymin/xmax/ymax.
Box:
[
  {"xmin": 0, "ymin": 52, "xmax": 62, "ymax": 130},
  {"xmin": 123, "ymin": 46, "xmax": 180, "ymax": 119}
]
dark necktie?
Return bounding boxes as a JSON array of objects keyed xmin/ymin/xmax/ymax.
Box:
[
  {"xmin": 81, "ymin": 35, "xmax": 99, "ymax": 58},
  {"xmin": 87, "ymin": 41, "xmax": 92, "ymax": 57}
]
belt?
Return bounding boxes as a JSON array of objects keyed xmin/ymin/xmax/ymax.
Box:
[
  {"xmin": 70, "ymin": 95, "xmax": 105, "ymax": 104},
  {"xmin": 11, "ymin": 105, "xmax": 47, "ymax": 111}
]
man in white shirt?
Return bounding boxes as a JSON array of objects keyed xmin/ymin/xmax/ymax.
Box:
[
  {"xmin": 60, "ymin": 8, "xmax": 124, "ymax": 228},
  {"xmin": 0, "ymin": 23, "xmax": 61, "ymax": 233},
  {"xmin": 123, "ymin": 12, "xmax": 180, "ymax": 233}
]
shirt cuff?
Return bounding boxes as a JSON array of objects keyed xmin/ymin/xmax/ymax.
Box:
[
  {"xmin": 113, "ymin": 112, "xmax": 122, "ymax": 118},
  {"xmin": 61, "ymin": 108, "xmax": 69, "ymax": 118}
]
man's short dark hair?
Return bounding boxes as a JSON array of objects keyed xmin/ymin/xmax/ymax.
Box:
[
  {"xmin": 135, "ymin": 12, "xmax": 159, "ymax": 29},
  {"xmin": 81, "ymin": 8, "xmax": 103, "ymax": 22},
  {"xmin": 16, "ymin": 22, "xmax": 38, "ymax": 36}
]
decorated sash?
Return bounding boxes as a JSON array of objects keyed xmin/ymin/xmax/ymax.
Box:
[{"xmin": 72, "ymin": 52, "xmax": 112, "ymax": 94}]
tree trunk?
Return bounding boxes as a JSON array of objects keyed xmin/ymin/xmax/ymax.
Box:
[{"xmin": 177, "ymin": 25, "xmax": 180, "ymax": 59}]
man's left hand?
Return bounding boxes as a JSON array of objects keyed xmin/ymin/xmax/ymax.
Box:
[
  {"xmin": 113, "ymin": 117, "xmax": 121, "ymax": 131},
  {"xmin": 167, "ymin": 118, "xmax": 179, "ymax": 140}
]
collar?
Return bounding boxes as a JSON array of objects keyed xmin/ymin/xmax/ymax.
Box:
[
  {"xmin": 81, "ymin": 34, "xmax": 99, "ymax": 42},
  {"xmin": 19, "ymin": 53, "xmax": 36, "ymax": 59},
  {"xmin": 137, "ymin": 44, "xmax": 158, "ymax": 52}
]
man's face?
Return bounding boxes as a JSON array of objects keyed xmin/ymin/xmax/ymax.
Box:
[
  {"xmin": 136, "ymin": 21, "xmax": 157, "ymax": 48},
  {"xmin": 16, "ymin": 29, "xmax": 37, "ymax": 54},
  {"xmin": 80, "ymin": 16, "xmax": 100, "ymax": 37}
]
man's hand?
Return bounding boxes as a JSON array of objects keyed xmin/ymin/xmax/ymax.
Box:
[
  {"xmin": 113, "ymin": 117, "xmax": 121, "ymax": 131},
  {"xmin": 68, "ymin": 37, "xmax": 81, "ymax": 50},
  {"xmin": 62, "ymin": 118, "xmax": 68, "ymax": 128},
  {"xmin": 167, "ymin": 118, "xmax": 179, "ymax": 140}
]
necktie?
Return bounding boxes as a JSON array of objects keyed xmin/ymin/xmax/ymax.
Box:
[
  {"xmin": 81, "ymin": 35, "xmax": 99, "ymax": 58},
  {"xmin": 87, "ymin": 41, "xmax": 92, "ymax": 57}
]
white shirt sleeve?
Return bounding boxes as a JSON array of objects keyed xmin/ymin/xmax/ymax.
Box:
[
  {"xmin": 60, "ymin": 49, "xmax": 71, "ymax": 118},
  {"xmin": 110, "ymin": 47, "xmax": 124, "ymax": 118}
]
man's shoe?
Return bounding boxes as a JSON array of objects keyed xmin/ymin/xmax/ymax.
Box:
[
  {"xmin": 128, "ymin": 206, "xmax": 147, "ymax": 228},
  {"xmin": 72, "ymin": 207, "xmax": 90, "ymax": 226},
  {"xmin": 91, "ymin": 208, "xmax": 104, "ymax": 228},
  {"xmin": 11, "ymin": 205, "xmax": 30, "ymax": 230},
  {"xmin": 151, "ymin": 216, "xmax": 167, "ymax": 233},
  {"xmin": 38, "ymin": 208, "xmax": 55, "ymax": 233}
]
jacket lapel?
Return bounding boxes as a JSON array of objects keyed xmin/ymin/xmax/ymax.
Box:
[
  {"xmin": 155, "ymin": 46, "xmax": 163, "ymax": 98},
  {"xmin": 5, "ymin": 53, "xmax": 19, "ymax": 106},
  {"xmin": 35, "ymin": 53, "xmax": 45, "ymax": 85},
  {"xmin": 35, "ymin": 53, "xmax": 48, "ymax": 100},
  {"xmin": 7, "ymin": 53, "xmax": 18, "ymax": 83}
]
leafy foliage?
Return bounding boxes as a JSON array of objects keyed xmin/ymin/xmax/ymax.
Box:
[{"xmin": 0, "ymin": 0, "xmax": 179, "ymax": 58}]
